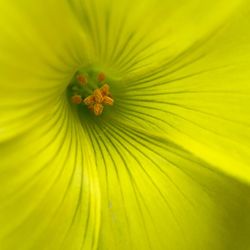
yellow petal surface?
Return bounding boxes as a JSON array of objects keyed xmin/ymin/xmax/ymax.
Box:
[
  {"xmin": 83, "ymin": 119, "xmax": 250, "ymax": 250},
  {"xmin": 0, "ymin": 0, "xmax": 89, "ymax": 141},
  {"xmin": 0, "ymin": 0, "xmax": 250, "ymax": 250},
  {"xmin": 0, "ymin": 101, "xmax": 100, "ymax": 250}
]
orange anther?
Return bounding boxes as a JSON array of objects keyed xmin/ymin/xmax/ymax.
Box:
[
  {"xmin": 71, "ymin": 95, "xmax": 82, "ymax": 104},
  {"xmin": 97, "ymin": 72, "xmax": 106, "ymax": 82},
  {"xmin": 76, "ymin": 75, "xmax": 87, "ymax": 86},
  {"xmin": 93, "ymin": 103, "xmax": 104, "ymax": 116},
  {"xmin": 93, "ymin": 89, "xmax": 103, "ymax": 103},
  {"xmin": 103, "ymin": 96, "xmax": 114, "ymax": 106},
  {"xmin": 100, "ymin": 83, "xmax": 110, "ymax": 96},
  {"xmin": 83, "ymin": 95, "xmax": 95, "ymax": 105}
]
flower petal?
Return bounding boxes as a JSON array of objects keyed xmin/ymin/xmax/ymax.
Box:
[
  {"xmin": 69, "ymin": 0, "xmax": 242, "ymax": 72},
  {"xmin": 0, "ymin": 0, "xmax": 90, "ymax": 141},
  {"xmin": 109, "ymin": 1, "xmax": 250, "ymax": 182},
  {"xmin": 1, "ymin": 1, "xmax": 250, "ymax": 250},
  {"xmin": 0, "ymin": 101, "xmax": 101, "ymax": 250},
  {"xmin": 84, "ymin": 120, "xmax": 250, "ymax": 250}
]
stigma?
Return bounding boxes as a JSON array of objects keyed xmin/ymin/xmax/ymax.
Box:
[{"xmin": 70, "ymin": 71, "xmax": 114, "ymax": 116}]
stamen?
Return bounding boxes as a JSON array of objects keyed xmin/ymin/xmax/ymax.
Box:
[
  {"xmin": 97, "ymin": 72, "xmax": 106, "ymax": 82},
  {"xmin": 100, "ymin": 84, "xmax": 110, "ymax": 96},
  {"xmin": 93, "ymin": 89, "xmax": 103, "ymax": 103},
  {"xmin": 93, "ymin": 103, "xmax": 104, "ymax": 116},
  {"xmin": 70, "ymin": 70, "xmax": 114, "ymax": 116},
  {"xmin": 76, "ymin": 74, "xmax": 87, "ymax": 86},
  {"xmin": 103, "ymin": 96, "xmax": 114, "ymax": 106},
  {"xmin": 83, "ymin": 86, "xmax": 114, "ymax": 115},
  {"xmin": 71, "ymin": 95, "xmax": 82, "ymax": 104},
  {"xmin": 83, "ymin": 95, "xmax": 95, "ymax": 105}
]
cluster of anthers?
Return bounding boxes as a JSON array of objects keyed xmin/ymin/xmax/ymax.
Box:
[{"xmin": 71, "ymin": 72, "xmax": 114, "ymax": 116}]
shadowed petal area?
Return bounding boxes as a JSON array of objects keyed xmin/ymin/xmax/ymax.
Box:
[{"xmin": 83, "ymin": 119, "xmax": 250, "ymax": 250}]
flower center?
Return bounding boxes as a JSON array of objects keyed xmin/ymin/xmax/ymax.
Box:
[{"xmin": 69, "ymin": 69, "xmax": 114, "ymax": 116}]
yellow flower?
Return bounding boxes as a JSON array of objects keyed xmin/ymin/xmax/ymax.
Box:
[{"xmin": 0, "ymin": 0, "xmax": 250, "ymax": 250}]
